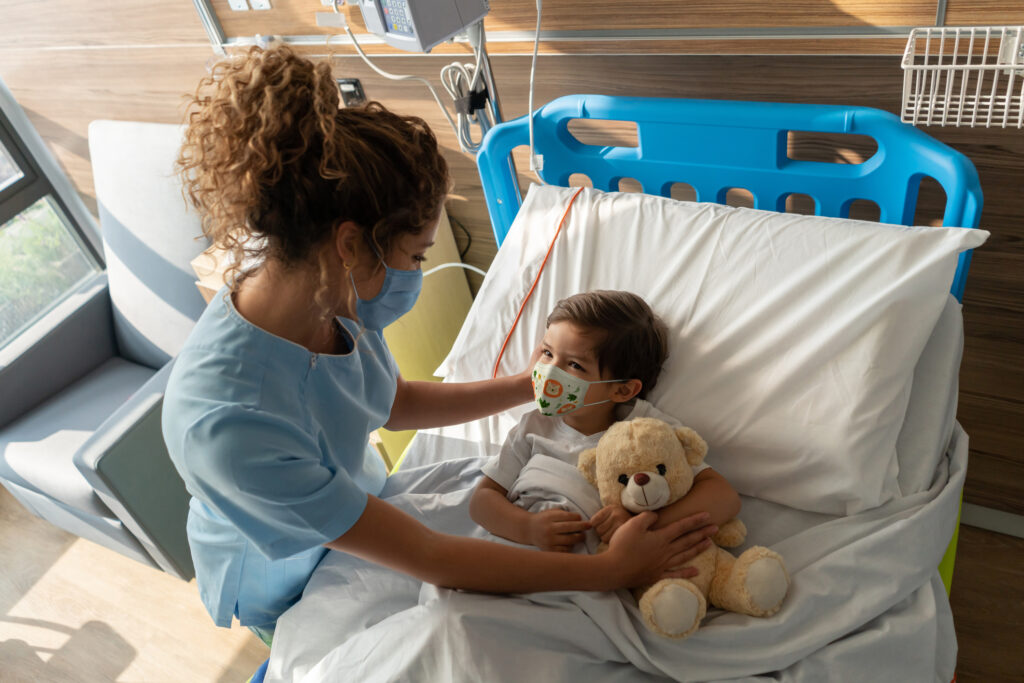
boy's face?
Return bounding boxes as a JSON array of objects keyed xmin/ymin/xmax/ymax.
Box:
[{"xmin": 539, "ymin": 321, "xmax": 621, "ymax": 411}]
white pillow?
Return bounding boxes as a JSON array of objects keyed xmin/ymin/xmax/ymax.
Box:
[{"xmin": 440, "ymin": 185, "xmax": 987, "ymax": 515}]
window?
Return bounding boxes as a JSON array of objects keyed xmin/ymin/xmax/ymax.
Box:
[{"xmin": 0, "ymin": 86, "xmax": 101, "ymax": 350}]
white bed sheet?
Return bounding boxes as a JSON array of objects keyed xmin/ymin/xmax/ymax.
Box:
[
  {"xmin": 267, "ymin": 426, "xmax": 964, "ymax": 682},
  {"xmin": 266, "ymin": 231, "xmax": 968, "ymax": 683}
]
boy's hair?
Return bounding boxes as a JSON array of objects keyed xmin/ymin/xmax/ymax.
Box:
[{"xmin": 546, "ymin": 290, "xmax": 669, "ymax": 398}]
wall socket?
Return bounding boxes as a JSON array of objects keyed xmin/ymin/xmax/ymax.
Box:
[
  {"xmin": 227, "ymin": 0, "xmax": 249, "ymax": 10},
  {"xmin": 250, "ymin": 0, "xmax": 272, "ymax": 9},
  {"xmin": 337, "ymin": 78, "xmax": 367, "ymax": 107}
]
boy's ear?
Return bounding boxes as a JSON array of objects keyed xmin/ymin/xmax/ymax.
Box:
[
  {"xmin": 578, "ymin": 448, "xmax": 599, "ymax": 487},
  {"xmin": 610, "ymin": 379, "xmax": 642, "ymax": 403}
]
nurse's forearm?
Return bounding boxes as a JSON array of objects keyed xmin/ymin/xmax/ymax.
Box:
[
  {"xmin": 385, "ymin": 373, "xmax": 532, "ymax": 431},
  {"xmin": 328, "ymin": 495, "xmax": 622, "ymax": 592},
  {"xmin": 326, "ymin": 496, "xmax": 711, "ymax": 594}
]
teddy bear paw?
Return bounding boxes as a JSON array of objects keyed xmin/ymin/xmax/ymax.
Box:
[
  {"xmin": 738, "ymin": 549, "xmax": 790, "ymax": 617},
  {"xmin": 639, "ymin": 580, "xmax": 707, "ymax": 639}
]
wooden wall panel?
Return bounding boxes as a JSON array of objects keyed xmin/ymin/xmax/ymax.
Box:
[
  {"xmin": 277, "ymin": 37, "xmax": 913, "ymax": 58},
  {"xmin": 0, "ymin": 0, "xmax": 208, "ymax": 48},
  {"xmin": 218, "ymin": 0, "xmax": 939, "ymax": 36},
  {"xmin": 485, "ymin": 0, "xmax": 937, "ymax": 31},
  {"xmin": 945, "ymin": 1, "xmax": 1024, "ymax": 26},
  {"xmin": 215, "ymin": 0, "xmax": 930, "ymax": 55},
  {"xmin": 0, "ymin": 46, "xmax": 217, "ymax": 216}
]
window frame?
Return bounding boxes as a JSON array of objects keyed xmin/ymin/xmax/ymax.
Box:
[
  {"xmin": 0, "ymin": 77, "xmax": 103, "ymax": 266},
  {"xmin": 0, "ymin": 77, "xmax": 106, "ymax": 352}
]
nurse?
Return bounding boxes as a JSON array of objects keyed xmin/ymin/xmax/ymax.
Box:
[{"xmin": 162, "ymin": 44, "xmax": 715, "ymax": 644}]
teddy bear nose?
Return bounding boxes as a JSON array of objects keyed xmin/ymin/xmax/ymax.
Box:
[{"xmin": 634, "ymin": 473, "xmax": 650, "ymax": 486}]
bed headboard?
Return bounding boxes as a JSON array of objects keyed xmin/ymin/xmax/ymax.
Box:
[{"xmin": 476, "ymin": 94, "xmax": 984, "ymax": 301}]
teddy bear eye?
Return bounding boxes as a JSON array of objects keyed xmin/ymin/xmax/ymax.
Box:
[
  {"xmin": 617, "ymin": 474, "xmax": 629, "ymax": 486},
  {"xmin": 657, "ymin": 464, "xmax": 667, "ymax": 476}
]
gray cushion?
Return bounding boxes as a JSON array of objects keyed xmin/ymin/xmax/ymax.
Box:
[
  {"xmin": 0, "ymin": 273, "xmax": 115, "ymax": 429},
  {"xmin": 0, "ymin": 357, "xmax": 154, "ymax": 517},
  {"xmin": 88, "ymin": 120, "xmax": 210, "ymax": 369}
]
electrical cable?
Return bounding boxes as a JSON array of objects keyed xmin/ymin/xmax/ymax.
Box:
[
  {"xmin": 422, "ymin": 262, "xmax": 488, "ymax": 278},
  {"xmin": 527, "ymin": 0, "xmax": 545, "ymax": 182},
  {"xmin": 339, "ymin": 25, "xmax": 461, "ymax": 136},
  {"xmin": 439, "ymin": 30, "xmax": 492, "ymax": 152},
  {"xmin": 491, "ymin": 187, "xmax": 584, "ymax": 378},
  {"xmin": 327, "ymin": 1, "xmax": 492, "ymax": 153},
  {"xmin": 448, "ymin": 214, "xmax": 473, "ymax": 260}
]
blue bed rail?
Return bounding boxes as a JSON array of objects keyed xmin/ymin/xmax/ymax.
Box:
[{"xmin": 476, "ymin": 95, "xmax": 984, "ymax": 301}]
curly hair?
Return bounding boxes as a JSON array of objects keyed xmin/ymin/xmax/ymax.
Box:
[
  {"xmin": 547, "ymin": 291, "xmax": 669, "ymax": 398},
  {"xmin": 177, "ymin": 44, "xmax": 450, "ymax": 316}
]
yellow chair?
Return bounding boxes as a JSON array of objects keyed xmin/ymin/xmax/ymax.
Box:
[{"xmin": 378, "ymin": 209, "xmax": 474, "ymax": 470}]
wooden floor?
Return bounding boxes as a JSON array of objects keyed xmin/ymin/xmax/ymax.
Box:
[
  {"xmin": 0, "ymin": 488, "xmax": 266, "ymax": 682},
  {"xmin": 1, "ymin": 486, "xmax": 1021, "ymax": 682}
]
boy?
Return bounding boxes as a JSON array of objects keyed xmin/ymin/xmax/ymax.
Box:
[{"xmin": 469, "ymin": 290, "xmax": 740, "ymax": 553}]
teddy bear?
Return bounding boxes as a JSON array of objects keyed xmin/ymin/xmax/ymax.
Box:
[{"xmin": 578, "ymin": 416, "xmax": 790, "ymax": 639}]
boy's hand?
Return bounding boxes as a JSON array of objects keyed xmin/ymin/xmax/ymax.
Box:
[
  {"xmin": 591, "ymin": 504, "xmax": 633, "ymax": 543},
  {"xmin": 528, "ymin": 509, "xmax": 591, "ymax": 552}
]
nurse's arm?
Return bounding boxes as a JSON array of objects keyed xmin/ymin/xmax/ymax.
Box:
[
  {"xmin": 385, "ymin": 372, "xmax": 533, "ymax": 431},
  {"xmin": 325, "ymin": 495, "xmax": 714, "ymax": 593}
]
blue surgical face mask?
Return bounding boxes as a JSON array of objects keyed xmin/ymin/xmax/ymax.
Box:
[{"xmin": 352, "ymin": 254, "xmax": 422, "ymax": 330}]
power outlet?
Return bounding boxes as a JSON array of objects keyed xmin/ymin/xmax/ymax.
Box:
[
  {"xmin": 337, "ymin": 78, "xmax": 367, "ymax": 107},
  {"xmin": 250, "ymin": 0, "xmax": 271, "ymax": 9},
  {"xmin": 227, "ymin": 0, "xmax": 249, "ymax": 10}
]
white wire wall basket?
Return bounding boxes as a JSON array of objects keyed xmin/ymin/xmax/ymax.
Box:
[{"xmin": 901, "ymin": 25, "xmax": 1024, "ymax": 128}]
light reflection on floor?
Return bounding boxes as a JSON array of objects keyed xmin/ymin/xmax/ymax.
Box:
[{"xmin": 0, "ymin": 489, "xmax": 265, "ymax": 682}]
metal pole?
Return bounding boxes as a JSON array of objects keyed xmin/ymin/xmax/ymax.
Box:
[{"xmin": 193, "ymin": 0, "xmax": 228, "ymax": 56}]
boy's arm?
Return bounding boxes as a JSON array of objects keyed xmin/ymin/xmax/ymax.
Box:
[
  {"xmin": 469, "ymin": 476, "xmax": 533, "ymax": 544},
  {"xmin": 653, "ymin": 468, "xmax": 741, "ymax": 530},
  {"xmin": 469, "ymin": 476, "xmax": 591, "ymax": 552}
]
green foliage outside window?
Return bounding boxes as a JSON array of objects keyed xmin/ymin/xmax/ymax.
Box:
[{"xmin": 0, "ymin": 197, "xmax": 94, "ymax": 347}]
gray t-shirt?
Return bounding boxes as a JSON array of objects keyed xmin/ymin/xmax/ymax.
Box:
[{"xmin": 481, "ymin": 399, "xmax": 710, "ymax": 491}]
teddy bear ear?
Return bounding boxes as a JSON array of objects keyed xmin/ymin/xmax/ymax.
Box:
[
  {"xmin": 578, "ymin": 448, "xmax": 599, "ymax": 487},
  {"xmin": 675, "ymin": 427, "xmax": 708, "ymax": 466}
]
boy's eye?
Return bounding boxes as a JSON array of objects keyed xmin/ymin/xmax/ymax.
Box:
[
  {"xmin": 569, "ymin": 361, "xmax": 584, "ymax": 371},
  {"xmin": 657, "ymin": 464, "xmax": 667, "ymax": 476},
  {"xmin": 541, "ymin": 349, "xmax": 552, "ymax": 357},
  {"xmin": 617, "ymin": 474, "xmax": 629, "ymax": 486},
  {"xmin": 413, "ymin": 254, "xmax": 427, "ymax": 263}
]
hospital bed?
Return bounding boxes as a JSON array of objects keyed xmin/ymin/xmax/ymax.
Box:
[{"xmin": 261, "ymin": 95, "xmax": 986, "ymax": 682}]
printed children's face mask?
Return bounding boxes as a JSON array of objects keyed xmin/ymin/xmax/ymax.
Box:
[{"xmin": 531, "ymin": 362, "xmax": 625, "ymax": 417}]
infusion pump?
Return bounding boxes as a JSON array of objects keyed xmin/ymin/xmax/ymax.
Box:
[{"xmin": 354, "ymin": 0, "xmax": 490, "ymax": 53}]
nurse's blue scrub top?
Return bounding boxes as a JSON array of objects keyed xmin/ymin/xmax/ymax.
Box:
[{"xmin": 162, "ymin": 289, "xmax": 394, "ymax": 627}]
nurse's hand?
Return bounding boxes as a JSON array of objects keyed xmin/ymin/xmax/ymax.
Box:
[
  {"xmin": 604, "ymin": 511, "xmax": 716, "ymax": 587},
  {"xmin": 519, "ymin": 344, "xmax": 543, "ymax": 383},
  {"xmin": 507, "ymin": 343, "xmax": 544, "ymax": 405}
]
